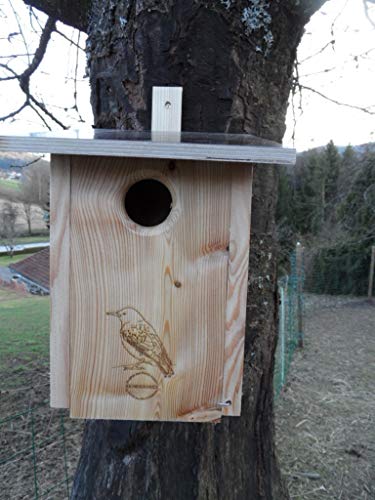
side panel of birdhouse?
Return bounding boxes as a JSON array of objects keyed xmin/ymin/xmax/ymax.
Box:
[
  {"xmin": 223, "ymin": 166, "xmax": 253, "ymax": 416},
  {"xmin": 50, "ymin": 155, "xmax": 71, "ymax": 408},
  {"xmin": 68, "ymin": 156, "xmax": 236, "ymax": 422}
]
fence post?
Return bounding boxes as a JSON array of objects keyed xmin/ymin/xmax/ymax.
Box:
[
  {"xmin": 295, "ymin": 242, "xmax": 304, "ymax": 348},
  {"xmin": 368, "ymin": 245, "xmax": 375, "ymax": 301},
  {"xmin": 279, "ymin": 282, "xmax": 286, "ymax": 388}
]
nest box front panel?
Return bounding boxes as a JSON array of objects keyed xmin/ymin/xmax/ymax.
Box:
[{"xmin": 67, "ymin": 155, "xmax": 237, "ymax": 422}]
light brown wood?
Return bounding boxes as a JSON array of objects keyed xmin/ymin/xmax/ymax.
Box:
[
  {"xmin": 222, "ymin": 166, "xmax": 253, "ymax": 416},
  {"xmin": 151, "ymin": 87, "xmax": 183, "ymax": 137},
  {"xmin": 50, "ymin": 155, "xmax": 71, "ymax": 408},
  {"xmin": 68, "ymin": 156, "xmax": 238, "ymax": 422},
  {"xmin": 0, "ymin": 131, "xmax": 296, "ymax": 165}
]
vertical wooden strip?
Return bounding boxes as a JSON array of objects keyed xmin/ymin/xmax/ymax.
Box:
[
  {"xmin": 223, "ymin": 165, "xmax": 253, "ymax": 416},
  {"xmin": 50, "ymin": 154, "xmax": 71, "ymax": 408},
  {"xmin": 151, "ymin": 86, "xmax": 183, "ymax": 138}
]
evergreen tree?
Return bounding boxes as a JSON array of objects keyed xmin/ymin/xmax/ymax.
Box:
[{"xmin": 322, "ymin": 140, "xmax": 342, "ymax": 218}]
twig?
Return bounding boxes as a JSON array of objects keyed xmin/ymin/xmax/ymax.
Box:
[
  {"xmin": 0, "ymin": 101, "xmax": 28, "ymax": 122},
  {"xmin": 55, "ymin": 28, "xmax": 85, "ymax": 51},
  {"xmin": 7, "ymin": 0, "xmax": 31, "ymax": 64},
  {"xmin": 297, "ymin": 83, "xmax": 375, "ymax": 115}
]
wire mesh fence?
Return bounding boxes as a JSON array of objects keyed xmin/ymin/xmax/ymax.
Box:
[
  {"xmin": 0, "ymin": 404, "xmax": 76, "ymax": 500},
  {"xmin": 0, "ymin": 247, "xmax": 305, "ymax": 499},
  {"xmin": 274, "ymin": 248, "xmax": 304, "ymax": 397}
]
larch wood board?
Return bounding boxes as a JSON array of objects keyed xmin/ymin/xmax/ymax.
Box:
[
  {"xmin": 222, "ymin": 167, "xmax": 253, "ymax": 416},
  {"xmin": 50, "ymin": 155, "xmax": 71, "ymax": 408},
  {"xmin": 151, "ymin": 87, "xmax": 183, "ymax": 135},
  {"xmin": 68, "ymin": 156, "xmax": 242, "ymax": 422}
]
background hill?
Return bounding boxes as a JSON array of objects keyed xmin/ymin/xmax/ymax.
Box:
[{"xmin": 0, "ymin": 152, "xmax": 43, "ymax": 170}]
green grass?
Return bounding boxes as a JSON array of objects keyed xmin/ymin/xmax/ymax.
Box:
[
  {"xmin": 13, "ymin": 235, "xmax": 49, "ymax": 245},
  {"xmin": 0, "ymin": 178, "xmax": 20, "ymax": 190},
  {"xmin": 0, "ymin": 252, "xmax": 36, "ymax": 267},
  {"xmin": 0, "ymin": 292, "xmax": 49, "ymax": 368}
]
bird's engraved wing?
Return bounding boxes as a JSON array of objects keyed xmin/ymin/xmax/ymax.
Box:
[{"xmin": 127, "ymin": 320, "xmax": 174, "ymax": 376}]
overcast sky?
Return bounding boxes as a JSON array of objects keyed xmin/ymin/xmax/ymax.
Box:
[{"xmin": 0, "ymin": 0, "xmax": 374, "ymax": 151}]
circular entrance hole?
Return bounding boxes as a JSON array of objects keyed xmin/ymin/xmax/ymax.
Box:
[{"xmin": 125, "ymin": 179, "xmax": 173, "ymax": 227}]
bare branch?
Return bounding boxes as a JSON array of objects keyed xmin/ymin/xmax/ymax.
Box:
[
  {"xmin": 10, "ymin": 155, "xmax": 45, "ymax": 169},
  {"xmin": 0, "ymin": 53, "xmax": 36, "ymax": 59},
  {"xmin": 298, "ymin": 83, "xmax": 375, "ymax": 115},
  {"xmin": 72, "ymin": 30, "xmax": 85, "ymax": 122},
  {"xmin": 0, "ymin": 101, "xmax": 28, "ymax": 122},
  {"xmin": 0, "ymin": 62, "xmax": 19, "ymax": 81},
  {"xmin": 29, "ymin": 100, "xmax": 52, "ymax": 129},
  {"xmin": 8, "ymin": 0, "xmax": 31, "ymax": 64},
  {"xmin": 19, "ymin": 16, "xmax": 56, "ymax": 85},
  {"xmin": 55, "ymin": 28, "xmax": 85, "ymax": 51},
  {"xmin": 300, "ymin": 40, "xmax": 336, "ymax": 64},
  {"xmin": 330, "ymin": 0, "xmax": 350, "ymax": 36},
  {"xmin": 28, "ymin": 93, "xmax": 68, "ymax": 128}
]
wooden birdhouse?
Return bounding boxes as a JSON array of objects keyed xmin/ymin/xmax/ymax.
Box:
[{"xmin": 0, "ymin": 87, "xmax": 295, "ymax": 422}]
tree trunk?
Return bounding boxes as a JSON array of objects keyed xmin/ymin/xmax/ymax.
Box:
[
  {"xmin": 23, "ymin": 204, "xmax": 32, "ymax": 236},
  {"xmin": 24, "ymin": 0, "xmax": 326, "ymax": 497}
]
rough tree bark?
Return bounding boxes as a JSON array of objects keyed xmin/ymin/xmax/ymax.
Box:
[{"xmin": 25, "ymin": 1, "xmax": 326, "ymax": 498}]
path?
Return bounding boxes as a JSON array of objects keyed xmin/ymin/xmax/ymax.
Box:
[{"xmin": 276, "ymin": 296, "xmax": 375, "ymax": 499}]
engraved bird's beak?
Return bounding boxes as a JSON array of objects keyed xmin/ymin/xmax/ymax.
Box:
[{"xmin": 106, "ymin": 311, "xmax": 120, "ymax": 318}]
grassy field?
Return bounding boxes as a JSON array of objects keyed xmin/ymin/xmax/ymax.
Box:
[
  {"xmin": 0, "ymin": 252, "xmax": 36, "ymax": 267},
  {"xmin": 0, "ymin": 178, "xmax": 20, "ymax": 190},
  {"xmin": 0, "ymin": 234, "xmax": 49, "ymax": 266},
  {"xmin": 0, "ymin": 288, "xmax": 49, "ymax": 370},
  {"xmin": 13, "ymin": 235, "xmax": 49, "ymax": 245}
]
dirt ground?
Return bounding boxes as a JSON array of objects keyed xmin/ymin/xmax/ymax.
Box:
[
  {"xmin": 1, "ymin": 291, "xmax": 374, "ymax": 499},
  {"xmin": 0, "ymin": 360, "xmax": 83, "ymax": 500},
  {"xmin": 276, "ymin": 295, "xmax": 375, "ymax": 500}
]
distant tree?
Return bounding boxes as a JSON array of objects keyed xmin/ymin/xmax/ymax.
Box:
[
  {"xmin": 338, "ymin": 150, "xmax": 375, "ymax": 237},
  {"xmin": 0, "ymin": 202, "xmax": 18, "ymax": 254},
  {"xmin": 322, "ymin": 140, "xmax": 342, "ymax": 219},
  {"xmin": 19, "ymin": 161, "xmax": 49, "ymax": 208},
  {"xmin": 0, "ymin": 160, "xmax": 49, "ymax": 234}
]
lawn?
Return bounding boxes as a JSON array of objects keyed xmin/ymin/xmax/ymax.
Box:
[
  {"xmin": 13, "ymin": 235, "xmax": 49, "ymax": 245},
  {"xmin": 0, "ymin": 289, "xmax": 50, "ymax": 370},
  {"xmin": 0, "ymin": 252, "xmax": 36, "ymax": 267},
  {"xmin": 0, "ymin": 178, "xmax": 20, "ymax": 190}
]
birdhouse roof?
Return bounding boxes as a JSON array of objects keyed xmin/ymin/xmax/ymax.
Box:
[{"xmin": 0, "ymin": 130, "xmax": 295, "ymax": 165}]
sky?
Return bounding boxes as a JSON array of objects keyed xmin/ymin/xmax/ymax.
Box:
[{"xmin": 0, "ymin": 0, "xmax": 374, "ymax": 152}]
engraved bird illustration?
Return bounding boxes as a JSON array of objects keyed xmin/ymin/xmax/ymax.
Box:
[{"xmin": 106, "ymin": 306, "xmax": 174, "ymax": 377}]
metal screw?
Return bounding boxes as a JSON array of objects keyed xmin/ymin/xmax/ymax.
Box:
[{"xmin": 217, "ymin": 400, "xmax": 232, "ymax": 407}]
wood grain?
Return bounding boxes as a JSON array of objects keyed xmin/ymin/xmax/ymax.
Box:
[
  {"xmin": 151, "ymin": 87, "xmax": 183, "ymax": 136},
  {"xmin": 0, "ymin": 133, "xmax": 296, "ymax": 165},
  {"xmin": 50, "ymin": 154, "xmax": 71, "ymax": 408},
  {"xmin": 223, "ymin": 166, "xmax": 253, "ymax": 416},
  {"xmin": 69, "ymin": 156, "xmax": 235, "ymax": 422}
]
